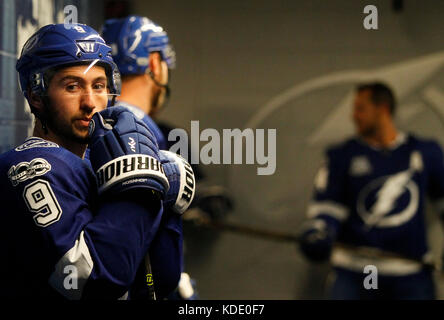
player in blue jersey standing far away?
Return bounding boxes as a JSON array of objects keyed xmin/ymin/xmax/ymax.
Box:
[
  {"xmin": 101, "ymin": 15, "xmax": 202, "ymax": 300},
  {"xmin": 298, "ymin": 82, "xmax": 444, "ymax": 299},
  {"xmin": 0, "ymin": 23, "xmax": 195, "ymax": 299}
]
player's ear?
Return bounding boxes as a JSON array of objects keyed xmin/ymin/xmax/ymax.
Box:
[
  {"xmin": 379, "ymin": 102, "xmax": 391, "ymax": 117},
  {"xmin": 28, "ymin": 91, "xmax": 44, "ymax": 112},
  {"xmin": 148, "ymin": 52, "xmax": 164, "ymax": 83},
  {"xmin": 159, "ymin": 60, "xmax": 168, "ymax": 85}
]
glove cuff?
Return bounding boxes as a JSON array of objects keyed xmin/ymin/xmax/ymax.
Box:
[
  {"xmin": 96, "ymin": 154, "xmax": 169, "ymax": 195},
  {"xmin": 160, "ymin": 151, "xmax": 196, "ymax": 214}
]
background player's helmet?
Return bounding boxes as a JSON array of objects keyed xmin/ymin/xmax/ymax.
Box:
[
  {"xmin": 102, "ymin": 15, "xmax": 176, "ymax": 75},
  {"xmin": 16, "ymin": 23, "xmax": 121, "ymax": 103}
]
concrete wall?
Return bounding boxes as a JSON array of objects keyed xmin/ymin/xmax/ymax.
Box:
[{"xmin": 133, "ymin": 0, "xmax": 444, "ymax": 299}]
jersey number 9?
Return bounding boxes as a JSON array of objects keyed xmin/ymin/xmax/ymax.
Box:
[{"xmin": 23, "ymin": 179, "xmax": 63, "ymax": 227}]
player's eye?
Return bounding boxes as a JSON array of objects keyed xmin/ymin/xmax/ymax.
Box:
[
  {"xmin": 65, "ymin": 83, "xmax": 80, "ymax": 92},
  {"xmin": 93, "ymin": 82, "xmax": 106, "ymax": 91}
]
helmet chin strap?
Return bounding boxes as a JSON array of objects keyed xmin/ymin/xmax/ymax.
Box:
[
  {"xmin": 28, "ymin": 92, "xmax": 50, "ymax": 135},
  {"xmin": 39, "ymin": 96, "xmax": 54, "ymax": 135},
  {"xmin": 41, "ymin": 119, "xmax": 49, "ymax": 134},
  {"xmin": 148, "ymin": 70, "xmax": 171, "ymax": 99},
  {"xmin": 111, "ymin": 95, "xmax": 117, "ymax": 106}
]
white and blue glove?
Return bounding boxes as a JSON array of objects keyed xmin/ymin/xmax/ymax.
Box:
[
  {"xmin": 167, "ymin": 272, "xmax": 200, "ymax": 300},
  {"xmin": 159, "ymin": 150, "xmax": 196, "ymax": 214},
  {"xmin": 88, "ymin": 106, "xmax": 169, "ymax": 197}
]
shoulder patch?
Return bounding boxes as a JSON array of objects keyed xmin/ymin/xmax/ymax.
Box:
[
  {"xmin": 15, "ymin": 138, "xmax": 59, "ymax": 151},
  {"xmin": 8, "ymin": 158, "xmax": 52, "ymax": 186}
]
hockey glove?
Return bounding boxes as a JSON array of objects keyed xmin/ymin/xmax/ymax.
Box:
[
  {"xmin": 298, "ymin": 219, "xmax": 336, "ymax": 262},
  {"xmin": 158, "ymin": 150, "xmax": 196, "ymax": 214},
  {"xmin": 88, "ymin": 106, "xmax": 169, "ymax": 197}
]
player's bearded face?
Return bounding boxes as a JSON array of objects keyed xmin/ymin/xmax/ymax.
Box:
[
  {"xmin": 352, "ymin": 90, "xmax": 380, "ymax": 137},
  {"xmin": 45, "ymin": 65, "xmax": 109, "ymax": 144}
]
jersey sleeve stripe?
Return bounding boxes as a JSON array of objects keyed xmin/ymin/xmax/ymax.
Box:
[
  {"xmin": 330, "ymin": 245, "xmax": 423, "ymax": 276},
  {"xmin": 48, "ymin": 231, "xmax": 94, "ymax": 299},
  {"xmin": 306, "ymin": 201, "xmax": 349, "ymax": 221}
]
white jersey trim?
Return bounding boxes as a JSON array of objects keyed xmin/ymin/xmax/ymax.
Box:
[
  {"xmin": 330, "ymin": 245, "xmax": 423, "ymax": 276},
  {"xmin": 15, "ymin": 137, "xmax": 59, "ymax": 151},
  {"xmin": 95, "ymin": 154, "xmax": 169, "ymax": 195},
  {"xmin": 118, "ymin": 291, "xmax": 129, "ymax": 300},
  {"xmin": 48, "ymin": 231, "xmax": 94, "ymax": 299},
  {"xmin": 356, "ymin": 132, "xmax": 407, "ymax": 151},
  {"xmin": 306, "ymin": 201, "xmax": 349, "ymax": 221}
]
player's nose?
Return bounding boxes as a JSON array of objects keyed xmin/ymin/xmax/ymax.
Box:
[{"xmin": 79, "ymin": 88, "xmax": 97, "ymax": 111}]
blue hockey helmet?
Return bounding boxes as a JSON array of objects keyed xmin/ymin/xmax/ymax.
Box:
[
  {"xmin": 16, "ymin": 23, "xmax": 121, "ymax": 102},
  {"xmin": 101, "ymin": 15, "xmax": 176, "ymax": 75}
]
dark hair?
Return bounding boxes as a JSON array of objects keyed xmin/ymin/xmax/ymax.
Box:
[
  {"xmin": 121, "ymin": 73, "xmax": 140, "ymax": 82},
  {"xmin": 356, "ymin": 82, "xmax": 396, "ymax": 115}
]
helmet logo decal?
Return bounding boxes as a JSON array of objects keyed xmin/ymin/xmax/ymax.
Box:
[
  {"xmin": 127, "ymin": 32, "xmax": 142, "ymax": 53},
  {"xmin": 102, "ymin": 16, "xmax": 176, "ymax": 73},
  {"xmin": 21, "ymin": 34, "xmax": 40, "ymax": 55},
  {"xmin": 77, "ymin": 41, "xmax": 96, "ymax": 53},
  {"xmin": 73, "ymin": 26, "xmax": 86, "ymax": 33}
]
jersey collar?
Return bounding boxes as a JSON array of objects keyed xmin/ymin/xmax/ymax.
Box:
[{"xmin": 357, "ymin": 132, "xmax": 407, "ymax": 151}]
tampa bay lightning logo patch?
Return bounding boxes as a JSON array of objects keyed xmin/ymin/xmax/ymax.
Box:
[
  {"xmin": 357, "ymin": 170, "xmax": 418, "ymax": 229},
  {"xmin": 15, "ymin": 138, "xmax": 59, "ymax": 151}
]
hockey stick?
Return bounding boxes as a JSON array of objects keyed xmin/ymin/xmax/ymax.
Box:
[
  {"xmin": 184, "ymin": 208, "xmax": 300, "ymax": 243},
  {"xmin": 144, "ymin": 254, "xmax": 156, "ymax": 300},
  {"xmin": 202, "ymin": 219, "xmax": 300, "ymax": 243},
  {"xmin": 128, "ymin": 252, "xmax": 156, "ymax": 300},
  {"xmin": 184, "ymin": 209, "xmax": 441, "ymax": 273}
]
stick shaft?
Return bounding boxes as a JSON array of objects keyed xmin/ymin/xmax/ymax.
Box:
[{"xmin": 200, "ymin": 219, "xmax": 300, "ymax": 243}]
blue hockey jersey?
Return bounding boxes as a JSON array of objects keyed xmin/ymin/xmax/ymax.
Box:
[
  {"xmin": 0, "ymin": 137, "xmax": 181, "ymax": 299},
  {"xmin": 113, "ymin": 102, "xmax": 200, "ymax": 299},
  {"xmin": 307, "ymin": 133, "xmax": 444, "ymax": 274},
  {"xmin": 108, "ymin": 101, "xmax": 185, "ymax": 299},
  {"xmin": 114, "ymin": 101, "xmax": 168, "ymax": 151}
]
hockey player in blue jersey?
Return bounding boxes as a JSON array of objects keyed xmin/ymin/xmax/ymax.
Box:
[
  {"xmin": 101, "ymin": 15, "xmax": 172, "ymax": 150},
  {"xmin": 101, "ymin": 15, "xmax": 199, "ymax": 300},
  {"xmin": 0, "ymin": 23, "xmax": 195, "ymax": 299},
  {"xmin": 299, "ymin": 82, "xmax": 444, "ymax": 299}
]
